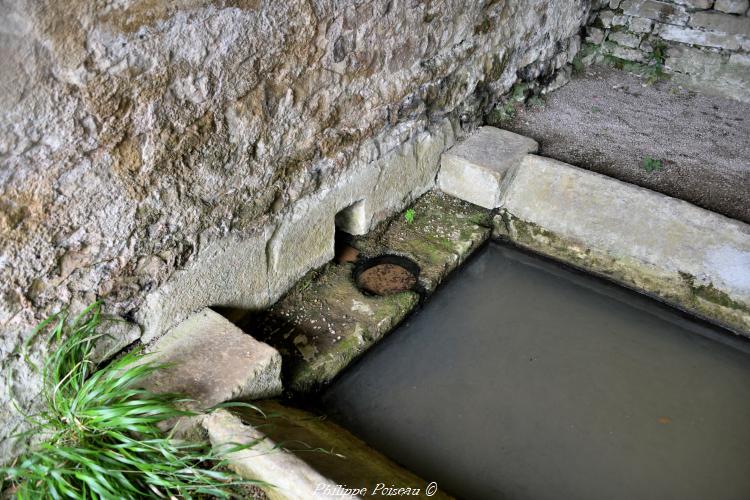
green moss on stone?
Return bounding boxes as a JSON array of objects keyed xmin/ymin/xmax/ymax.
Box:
[
  {"xmin": 680, "ymin": 272, "xmax": 750, "ymax": 315},
  {"xmin": 369, "ymin": 191, "xmax": 491, "ymax": 291},
  {"xmin": 495, "ymin": 209, "xmax": 750, "ymax": 335},
  {"xmin": 257, "ymin": 191, "xmax": 493, "ymax": 393}
]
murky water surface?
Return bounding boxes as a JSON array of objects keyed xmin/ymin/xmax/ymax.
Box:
[{"xmin": 321, "ymin": 243, "xmax": 750, "ymax": 500}]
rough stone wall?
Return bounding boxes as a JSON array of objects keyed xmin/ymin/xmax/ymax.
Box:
[
  {"xmin": 585, "ymin": 0, "xmax": 750, "ymax": 101},
  {"xmin": 0, "ymin": 0, "xmax": 591, "ymax": 460}
]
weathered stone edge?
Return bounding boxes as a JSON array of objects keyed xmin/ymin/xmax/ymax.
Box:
[
  {"xmin": 137, "ymin": 119, "xmax": 456, "ymax": 345},
  {"xmin": 287, "ymin": 193, "xmax": 493, "ymax": 393},
  {"xmin": 288, "ymin": 290, "xmax": 421, "ymax": 394},
  {"xmin": 493, "ymin": 209, "xmax": 750, "ymax": 336},
  {"xmin": 204, "ymin": 409, "xmax": 354, "ymax": 500}
]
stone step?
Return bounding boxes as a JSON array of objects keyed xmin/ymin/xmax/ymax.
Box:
[
  {"xmin": 204, "ymin": 401, "xmax": 453, "ymax": 500},
  {"xmin": 437, "ymin": 126, "xmax": 538, "ymax": 209},
  {"xmin": 494, "ymin": 154, "xmax": 750, "ymax": 336},
  {"xmin": 352, "ymin": 191, "xmax": 492, "ymax": 293},
  {"xmin": 243, "ymin": 191, "xmax": 491, "ymax": 393},
  {"xmin": 141, "ymin": 308, "xmax": 283, "ymax": 410}
]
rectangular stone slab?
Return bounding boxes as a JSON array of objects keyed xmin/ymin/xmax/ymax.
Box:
[
  {"xmin": 241, "ymin": 191, "xmax": 491, "ymax": 393},
  {"xmin": 438, "ymin": 126, "xmax": 538, "ymax": 209},
  {"xmin": 227, "ymin": 401, "xmax": 453, "ymax": 499},
  {"xmin": 247, "ymin": 264, "xmax": 420, "ymax": 393},
  {"xmin": 354, "ymin": 190, "xmax": 492, "ymax": 293},
  {"xmin": 494, "ymin": 154, "xmax": 750, "ymax": 336},
  {"xmin": 142, "ymin": 308, "xmax": 283, "ymax": 409},
  {"xmin": 204, "ymin": 409, "xmax": 347, "ymax": 500}
]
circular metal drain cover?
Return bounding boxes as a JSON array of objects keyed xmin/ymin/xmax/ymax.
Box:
[{"xmin": 354, "ymin": 255, "xmax": 420, "ymax": 296}]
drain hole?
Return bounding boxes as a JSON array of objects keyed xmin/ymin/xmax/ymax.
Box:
[
  {"xmin": 354, "ymin": 255, "xmax": 420, "ymax": 296},
  {"xmin": 335, "ymin": 228, "xmax": 360, "ymax": 264}
]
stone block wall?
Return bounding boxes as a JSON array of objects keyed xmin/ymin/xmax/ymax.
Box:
[
  {"xmin": 585, "ymin": 0, "xmax": 750, "ymax": 101},
  {"xmin": 0, "ymin": 0, "xmax": 591, "ymax": 461}
]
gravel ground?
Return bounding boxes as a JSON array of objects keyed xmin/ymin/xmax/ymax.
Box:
[{"xmin": 504, "ymin": 65, "xmax": 750, "ymax": 223}]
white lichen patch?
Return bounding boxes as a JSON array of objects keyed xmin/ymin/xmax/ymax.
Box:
[
  {"xmin": 705, "ymin": 247, "xmax": 750, "ymax": 295},
  {"xmin": 351, "ymin": 299, "xmax": 374, "ymax": 317}
]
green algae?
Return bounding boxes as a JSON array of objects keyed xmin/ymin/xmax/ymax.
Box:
[
  {"xmin": 255, "ymin": 191, "xmax": 492, "ymax": 393},
  {"xmin": 495, "ymin": 209, "xmax": 750, "ymax": 336}
]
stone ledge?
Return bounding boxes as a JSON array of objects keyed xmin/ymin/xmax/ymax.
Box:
[
  {"xmin": 141, "ymin": 308, "xmax": 283, "ymax": 409},
  {"xmin": 204, "ymin": 409, "xmax": 345, "ymax": 500},
  {"xmin": 437, "ymin": 126, "xmax": 538, "ymax": 209},
  {"xmin": 493, "ymin": 155, "xmax": 750, "ymax": 337},
  {"xmin": 225, "ymin": 401, "xmax": 453, "ymax": 499},
  {"xmin": 689, "ymin": 10, "xmax": 750, "ymax": 36},
  {"xmin": 137, "ymin": 119, "xmax": 455, "ymax": 345},
  {"xmin": 353, "ymin": 191, "xmax": 493, "ymax": 293},
  {"xmin": 250, "ymin": 263, "xmax": 420, "ymax": 393},
  {"xmin": 240, "ymin": 191, "xmax": 491, "ymax": 393},
  {"xmin": 621, "ymin": 0, "xmax": 690, "ymax": 26},
  {"xmin": 655, "ymin": 22, "xmax": 747, "ymax": 50}
]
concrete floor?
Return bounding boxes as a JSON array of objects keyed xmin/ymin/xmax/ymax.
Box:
[{"xmin": 505, "ymin": 65, "xmax": 750, "ymax": 224}]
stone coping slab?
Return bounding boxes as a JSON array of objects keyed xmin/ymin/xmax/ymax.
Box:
[
  {"xmin": 205, "ymin": 408, "xmax": 346, "ymax": 500},
  {"xmin": 141, "ymin": 308, "xmax": 283, "ymax": 409},
  {"xmin": 246, "ymin": 264, "xmax": 420, "ymax": 393},
  {"xmin": 494, "ymin": 154, "xmax": 750, "ymax": 337},
  {"xmin": 438, "ymin": 126, "xmax": 538, "ymax": 209},
  {"xmin": 220, "ymin": 401, "xmax": 453, "ymax": 499},
  {"xmin": 504, "ymin": 65, "xmax": 750, "ymax": 224},
  {"xmin": 239, "ymin": 191, "xmax": 492, "ymax": 393}
]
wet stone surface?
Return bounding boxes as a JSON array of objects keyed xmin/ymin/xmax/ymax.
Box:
[
  {"xmin": 244, "ymin": 263, "xmax": 419, "ymax": 393},
  {"xmin": 236, "ymin": 190, "xmax": 492, "ymax": 393},
  {"xmin": 353, "ymin": 191, "xmax": 493, "ymax": 293},
  {"xmin": 228, "ymin": 401, "xmax": 453, "ymax": 499}
]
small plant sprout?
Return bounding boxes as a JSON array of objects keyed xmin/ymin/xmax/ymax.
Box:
[
  {"xmin": 404, "ymin": 208, "xmax": 415, "ymax": 224},
  {"xmin": 572, "ymin": 55, "xmax": 585, "ymax": 76},
  {"xmin": 642, "ymin": 156, "xmax": 662, "ymax": 172},
  {"xmin": 527, "ymin": 95, "xmax": 545, "ymax": 109},
  {"xmin": 645, "ymin": 40, "xmax": 669, "ymax": 85}
]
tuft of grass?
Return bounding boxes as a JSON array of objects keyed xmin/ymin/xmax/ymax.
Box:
[
  {"xmin": 572, "ymin": 55, "xmax": 585, "ymax": 76},
  {"xmin": 527, "ymin": 95, "xmax": 545, "ymax": 109},
  {"xmin": 601, "ymin": 40, "xmax": 669, "ymax": 85},
  {"xmin": 404, "ymin": 208, "xmax": 415, "ymax": 224},
  {"xmin": 1, "ymin": 303, "xmax": 260, "ymax": 499},
  {"xmin": 486, "ymin": 101, "xmax": 516, "ymax": 125},
  {"xmin": 642, "ymin": 156, "xmax": 662, "ymax": 172},
  {"xmin": 644, "ymin": 40, "xmax": 669, "ymax": 85},
  {"xmin": 510, "ymin": 83, "xmax": 528, "ymax": 102}
]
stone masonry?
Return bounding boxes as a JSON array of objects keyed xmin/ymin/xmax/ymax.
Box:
[
  {"xmin": 585, "ymin": 0, "xmax": 750, "ymax": 101},
  {"xmin": 0, "ymin": 1, "xmax": 592, "ymax": 462}
]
